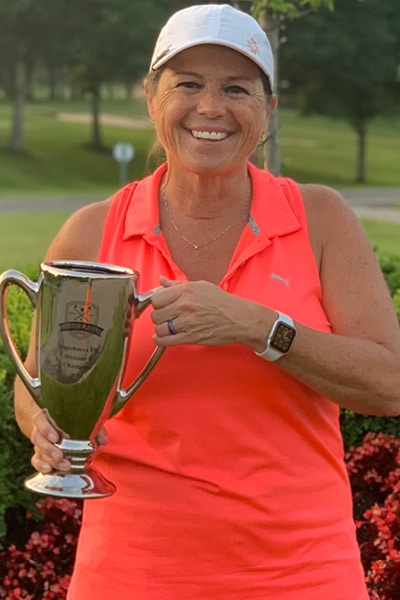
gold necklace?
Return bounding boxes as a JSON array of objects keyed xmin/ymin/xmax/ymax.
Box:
[{"xmin": 161, "ymin": 184, "xmax": 251, "ymax": 250}]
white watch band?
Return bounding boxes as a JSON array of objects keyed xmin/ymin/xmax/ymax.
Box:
[{"xmin": 255, "ymin": 311, "xmax": 295, "ymax": 362}]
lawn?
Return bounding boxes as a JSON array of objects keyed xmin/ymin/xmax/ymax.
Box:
[
  {"xmin": 0, "ymin": 99, "xmax": 399, "ymax": 199},
  {"xmin": 0, "ymin": 99, "xmax": 155, "ymax": 199},
  {"xmin": 0, "ymin": 212, "xmax": 70, "ymax": 273},
  {"xmin": 278, "ymin": 111, "xmax": 400, "ymax": 187},
  {"xmin": 0, "ymin": 98, "xmax": 399, "ymax": 272},
  {"xmin": 361, "ymin": 219, "xmax": 400, "ymax": 258}
]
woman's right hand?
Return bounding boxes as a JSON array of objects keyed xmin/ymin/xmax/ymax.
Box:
[
  {"xmin": 31, "ymin": 409, "xmax": 70, "ymax": 474},
  {"xmin": 30, "ymin": 408, "xmax": 108, "ymax": 474}
]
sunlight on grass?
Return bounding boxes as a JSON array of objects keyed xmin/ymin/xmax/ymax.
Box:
[
  {"xmin": 0, "ymin": 99, "xmax": 399, "ymax": 272},
  {"xmin": 0, "ymin": 101, "xmax": 399, "ymax": 198},
  {"xmin": 361, "ymin": 220, "xmax": 400, "ymax": 258},
  {"xmin": 0, "ymin": 212, "xmax": 70, "ymax": 272}
]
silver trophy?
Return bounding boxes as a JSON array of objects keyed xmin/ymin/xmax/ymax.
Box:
[{"xmin": 0, "ymin": 260, "xmax": 164, "ymax": 499}]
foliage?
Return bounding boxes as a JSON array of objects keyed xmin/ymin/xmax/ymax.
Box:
[
  {"xmin": 248, "ymin": 0, "xmax": 334, "ymax": 19},
  {"xmin": 0, "ymin": 266, "xmax": 39, "ymax": 544},
  {"xmin": 0, "ymin": 497, "xmax": 82, "ymax": 599},
  {"xmin": 0, "ymin": 0, "xmax": 187, "ymax": 150},
  {"xmin": 346, "ymin": 432, "xmax": 400, "ymax": 599},
  {"xmin": 378, "ymin": 254, "xmax": 400, "ymax": 297},
  {"xmin": 280, "ymin": 0, "xmax": 400, "ymax": 182}
]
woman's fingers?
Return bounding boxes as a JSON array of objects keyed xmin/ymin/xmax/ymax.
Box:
[
  {"xmin": 31, "ymin": 409, "xmax": 70, "ymax": 473},
  {"xmin": 30, "ymin": 410, "xmax": 109, "ymax": 474}
]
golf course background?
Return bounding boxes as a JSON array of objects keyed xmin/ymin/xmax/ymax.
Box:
[{"xmin": 0, "ymin": 98, "xmax": 400, "ymax": 272}]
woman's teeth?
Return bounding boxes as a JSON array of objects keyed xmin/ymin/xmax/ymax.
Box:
[{"xmin": 191, "ymin": 130, "xmax": 227, "ymax": 140}]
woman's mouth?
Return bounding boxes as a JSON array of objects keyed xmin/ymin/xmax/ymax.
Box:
[{"xmin": 191, "ymin": 130, "xmax": 228, "ymax": 141}]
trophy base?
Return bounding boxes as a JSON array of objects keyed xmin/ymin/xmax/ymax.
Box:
[{"xmin": 24, "ymin": 467, "xmax": 116, "ymax": 499}]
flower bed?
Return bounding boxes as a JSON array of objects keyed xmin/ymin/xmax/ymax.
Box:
[{"xmin": 1, "ymin": 432, "xmax": 399, "ymax": 599}]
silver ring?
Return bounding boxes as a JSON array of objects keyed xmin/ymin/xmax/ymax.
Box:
[{"xmin": 167, "ymin": 319, "xmax": 177, "ymax": 335}]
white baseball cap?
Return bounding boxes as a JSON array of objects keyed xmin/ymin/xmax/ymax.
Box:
[{"xmin": 149, "ymin": 4, "xmax": 274, "ymax": 88}]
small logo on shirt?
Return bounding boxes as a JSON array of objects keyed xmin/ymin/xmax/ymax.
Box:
[{"xmin": 270, "ymin": 273, "xmax": 290, "ymax": 288}]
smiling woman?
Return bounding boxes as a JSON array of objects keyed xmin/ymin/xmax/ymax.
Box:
[
  {"xmin": 145, "ymin": 44, "xmax": 274, "ymax": 199},
  {"xmin": 12, "ymin": 4, "xmax": 400, "ymax": 600}
]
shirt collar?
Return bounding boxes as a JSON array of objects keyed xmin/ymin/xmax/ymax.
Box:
[
  {"xmin": 248, "ymin": 162, "xmax": 302, "ymax": 239},
  {"xmin": 122, "ymin": 162, "xmax": 301, "ymax": 242},
  {"xmin": 122, "ymin": 163, "xmax": 167, "ymax": 241}
]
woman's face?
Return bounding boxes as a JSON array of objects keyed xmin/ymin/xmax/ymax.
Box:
[{"xmin": 145, "ymin": 44, "xmax": 275, "ymax": 176}]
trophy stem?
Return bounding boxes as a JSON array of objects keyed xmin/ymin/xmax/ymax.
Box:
[{"xmin": 24, "ymin": 439, "xmax": 116, "ymax": 499}]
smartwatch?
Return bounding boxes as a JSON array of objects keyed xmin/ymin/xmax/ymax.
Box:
[{"xmin": 255, "ymin": 311, "xmax": 296, "ymax": 362}]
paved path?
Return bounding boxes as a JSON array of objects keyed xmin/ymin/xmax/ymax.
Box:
[
  {"xmin": 0, "ymin": 195, "xmax": 102, "ymax": 213},
  {"xmin": 1, "ymin": 186, "xmax": 400, "ymax": 222},
  {"xmin": 339, "ymin": 187, "xmax": 400, "ymax": 223}
]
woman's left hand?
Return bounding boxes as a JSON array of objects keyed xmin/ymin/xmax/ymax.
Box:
[{"xmin": 151, "ymin": 276, "xmax": 267, "ymax": 348}]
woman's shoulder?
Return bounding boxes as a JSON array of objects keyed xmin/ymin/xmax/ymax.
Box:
[
  {"xmin": 299, "ymin": 182, "xmax": 348, "ymax": 210},
  {"xmin": 299, "ymin": 182, "xmax": 360, "ymax": 235},
  {"xmin": 296, "ymin": 182, "xmax": 366, "ymax": 270}
]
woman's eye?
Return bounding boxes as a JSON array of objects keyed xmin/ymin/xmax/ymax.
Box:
[
  {"xmin": 177, "ymin": 81, "xmax": 201, "ymax": 90},
  {"xmin": 225, "ymin": 85, "xmax": 249, "ymax": 95}
]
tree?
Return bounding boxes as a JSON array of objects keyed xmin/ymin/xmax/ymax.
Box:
[
  {"xmin": 33, "ymin": 0, "xmax": 73, "ymax": 101},
  {"xmin": 63, "ymin": 0, "xmax": 159, "ymax": 148},
  {"xmin": 0, "ymin": 0, "xmax": 43, "ymax": 152},
  {"xmin": 0, "ymin": 0, "xmax": 186, "ymax": 152},
  {"xmin": 237, "ymin": 0, "xmax": 334, "ymax": 174},
  {"xmin": 280, "ymin": 0, "xmax": 400, "ymax": 182}
]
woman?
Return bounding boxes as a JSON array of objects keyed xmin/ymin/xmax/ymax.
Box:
[{"xmin": 14, "ymin": 4, "xmax": 400, "ymax": 599}]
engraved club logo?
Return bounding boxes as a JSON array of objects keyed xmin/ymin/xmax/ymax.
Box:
[{"xmin": 59, "ymin": 301, "xmax": 104, "ymax": 339}]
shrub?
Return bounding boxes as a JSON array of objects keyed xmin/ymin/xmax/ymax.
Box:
[
  {"xmin": 0, "ymin": 497, "xmax": 82, "ymax": 600},
  {"xmin": 0, "ymin": 266, "xmax": 40, "ymax": 544},
  {"xmin": 346, "ymin": 432, "xmax": 400, "ymax": 599},
  {"xmin": 379, "ymin": 254, "xmax": 400, "ymax": 298}
]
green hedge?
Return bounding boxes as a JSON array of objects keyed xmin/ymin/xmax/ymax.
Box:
[
  {"xmin": 0, "ymin": 256, "xmax": 400, "ymax": 546},
  {"xmin": 0, "ymin": 265, "xmax": 41, "ymax": 544}
]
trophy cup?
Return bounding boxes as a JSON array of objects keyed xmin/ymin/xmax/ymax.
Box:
[{"xmin": 0, "ymin": 260, "xmax": 165, "ymax": 499}]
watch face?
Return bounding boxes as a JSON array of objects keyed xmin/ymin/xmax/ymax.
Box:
[{"xmin": 270, "ymin": 323, "xmax": 296, "ymax": 353}]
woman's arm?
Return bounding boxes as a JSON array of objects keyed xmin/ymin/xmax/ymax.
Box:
[
  {"xmin": 151, "ymin": 186, "xmax": 400, "ymax": 416},
  {"xmin": 284, "ymin": 183, "xmax": 400, "ymax": 415}
]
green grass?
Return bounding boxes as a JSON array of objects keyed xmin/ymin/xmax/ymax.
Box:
[
  {"xmin": 0, "ymin": 212, "xmax": 71, "ymax": 273},
  {"xmin": 0, "ymin": 99, "xmax": 156, "ymax": 198},
  {"xmin": 0, "ymin": 98, "xmax": 399, "ymax": 272},
  {"xmin": 278, "ymin": 111, "xmax": 400, "ymax": 187},
  {"xmin": 0, "ymin": 100, "xmax": 399, "ymax": 199},
  {"xmin": 361, "ymin": 220, "xmax": 400, "ymax": 258}
]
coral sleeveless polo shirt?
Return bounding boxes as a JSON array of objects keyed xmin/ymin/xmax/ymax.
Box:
[{"xmin": 67, "ymin": 163, "xmax": 369, "ymax": 599}]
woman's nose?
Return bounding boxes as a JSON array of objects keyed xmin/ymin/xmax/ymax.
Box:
[{"xmin": 196, "ymin": 88, "xmax": 225, "ymax": 117}]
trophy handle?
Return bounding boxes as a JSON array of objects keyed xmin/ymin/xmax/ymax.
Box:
[
  {"xmin": 0, "ymin": 270, "xmax": 41, "ymax": 401},
  {"xmin": 133, "ymin": 289, "xmax": 157, "ymax": 318},
  {"xmin": 110, "ymin": 288, "xmax": 166, "ymax": 416}
]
